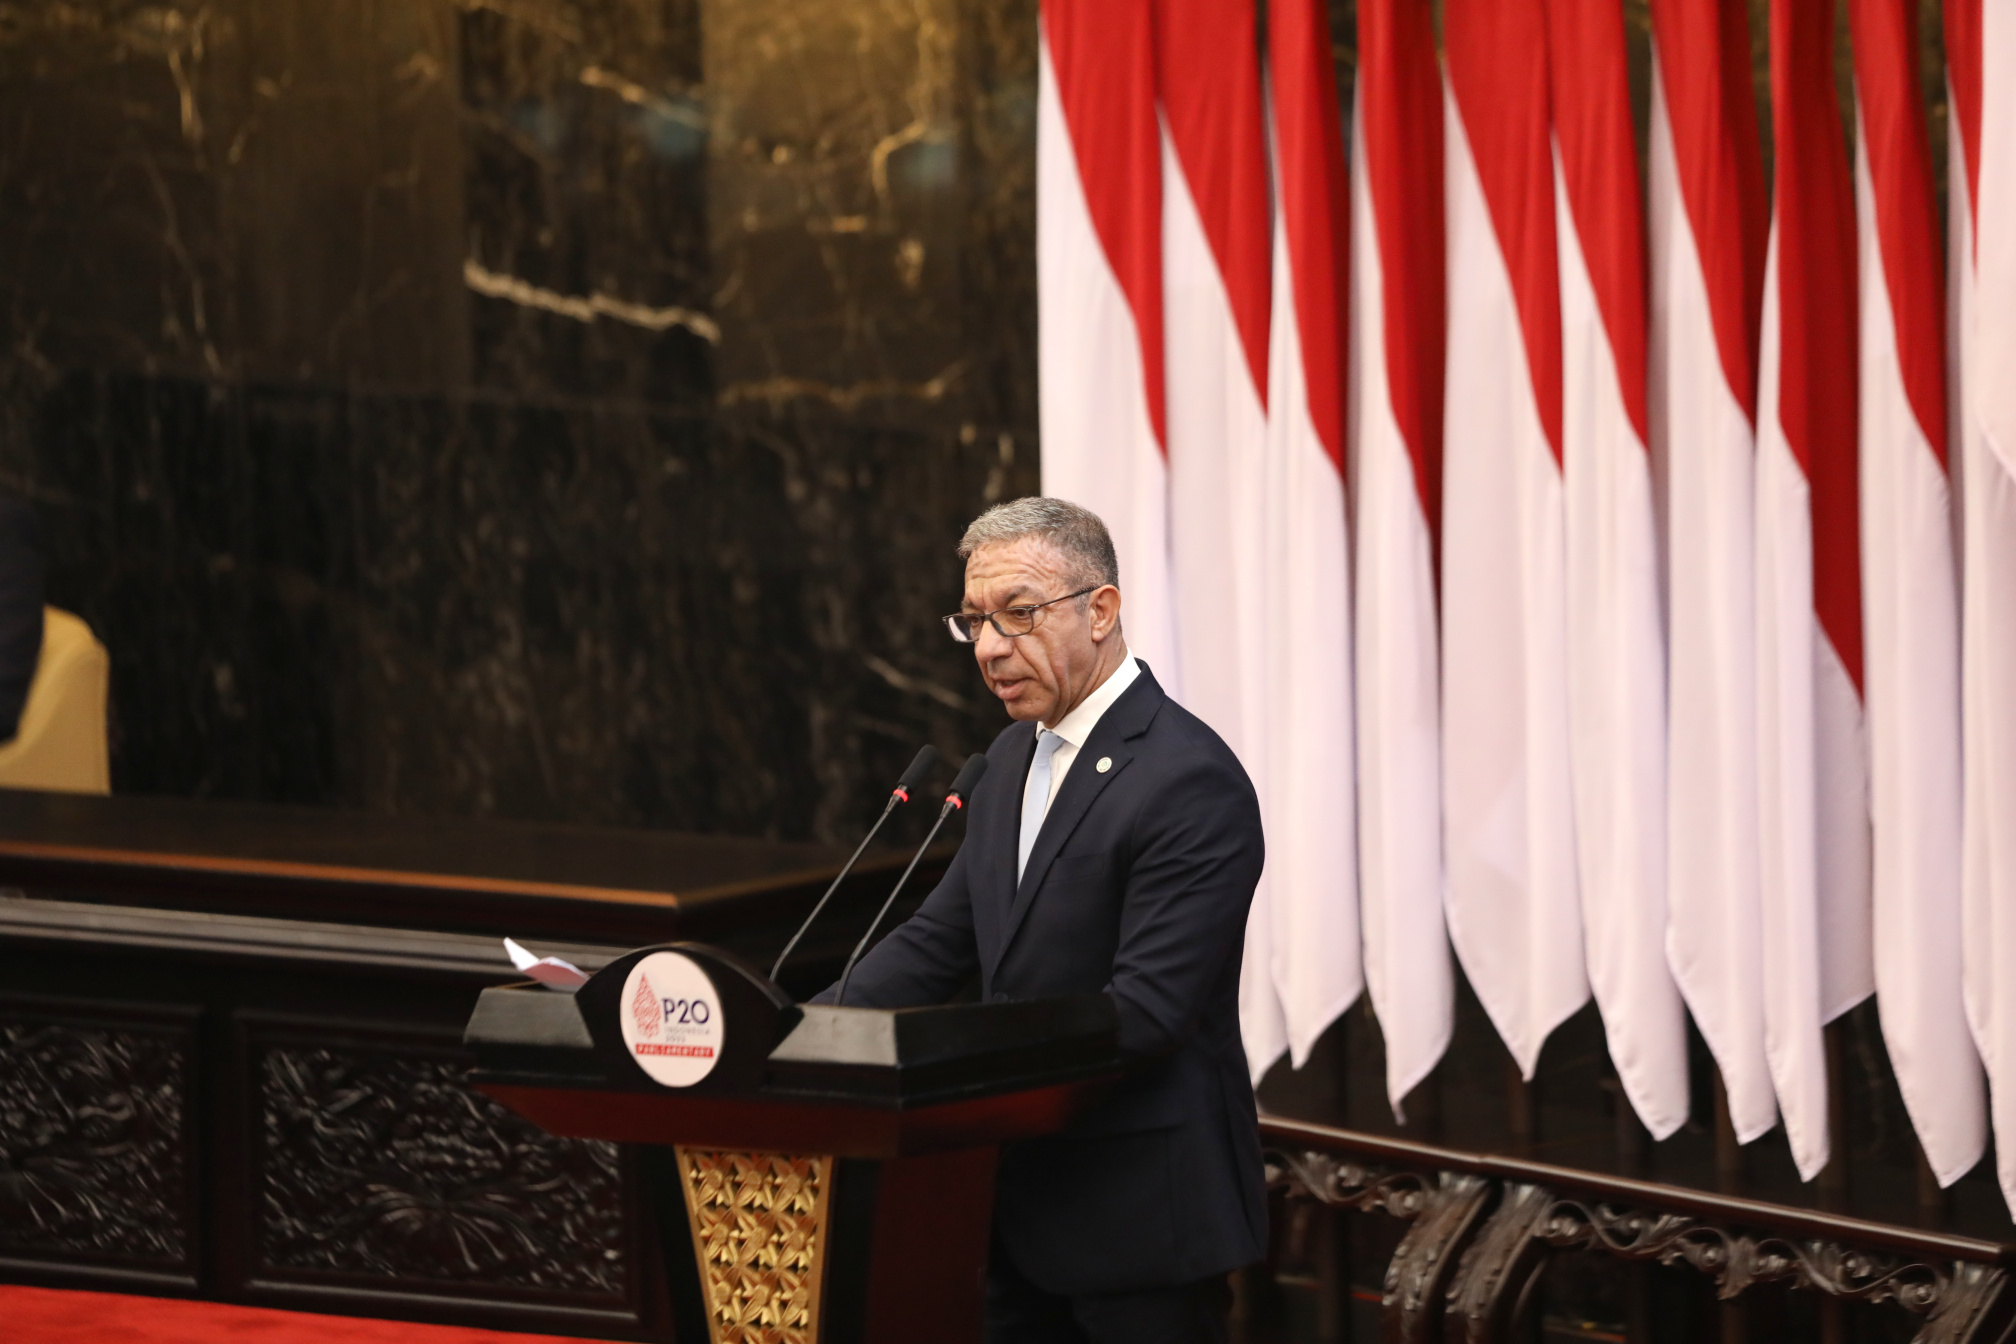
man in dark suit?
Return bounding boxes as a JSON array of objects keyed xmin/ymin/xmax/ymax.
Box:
[{"xmin": 816, "ymin": 497, "xmax": 1267, "ymax": 1343}]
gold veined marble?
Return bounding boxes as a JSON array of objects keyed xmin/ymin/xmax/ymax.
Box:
[{"xmin": 675, "ymin": 1148, "xmax": 834, "ymax": 1344}]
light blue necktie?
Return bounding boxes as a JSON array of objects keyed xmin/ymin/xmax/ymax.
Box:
[{"xmin": 1017, "ymin": 729, "xmax": 1064, "ymax": 883}]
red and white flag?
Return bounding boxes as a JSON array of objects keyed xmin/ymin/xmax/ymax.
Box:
[
  {"xmin": 1754, "ymin": 0, "xmax": 1870, "ymax": 1182},
  {"xmin": 1354, "ymin": 0, "xmax": 1453, "ymax": 1115},
  {"xmin": 1553, "ymin": 0, "xmax": 1690, "ymax": 1140},
  {"xmin": 1948, "ymin": 0, "xmax": 2016, "ymax": 1216},
  {"xmin": 1158, "ymin": 0, "xmax": 1271, "ymax": 759},
  {"xmin": 1037, "ymin": 0, "xmax": 1179, "ymax": 684},
  {"xmin": 1152, "ymin": 0, "xmax": 1280, "ymax": 1077},
  {"xmin": 1253, "ymin": 0, "xmax": 1363, "ymax": 1072},
  {"xmin": 1648, "ymin": 0, "xmax": 1777, "ymax": 1146},
  {"xmin": 1441, "ymin": 0, "xmax": 1587, "ymax": 1079},
  {"xmin": 1850, "ymin": 0, "xmax": 1983, "ymax": 1189}
]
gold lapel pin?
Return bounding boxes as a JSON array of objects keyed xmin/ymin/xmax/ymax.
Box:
[{"xmin": 1096, "ymin": 756, "xmax": 1112, "ymax": 773}]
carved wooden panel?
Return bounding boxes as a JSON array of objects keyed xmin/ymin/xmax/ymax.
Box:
[
  {"xmin": 1533, "ymin": 1192, "xmax": 2012, "ymax": 1344},
  {"xmin": 676, "ymin": 1148, "xmax": 832, "ymax": 1343},
  {"xmin": 1265, "ymin": 1139, "xmax": 2016, "ymax": 1344},
  {"xmin": 0, "ymin": 1002, "xmax": 195, "ymax": 1269},
  {"xmin": 1263, "ymin": 1145, "xmax": 1494, "ymax": 1344},
  {"xmin": 249, "ymin": 1028, "xmax": 628, "ymax": 1301}
]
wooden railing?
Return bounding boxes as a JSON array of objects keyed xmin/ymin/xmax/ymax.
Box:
[{"xmin": 1256, "ymin": 1116, "xmax": 2016, "ymax": 1344}]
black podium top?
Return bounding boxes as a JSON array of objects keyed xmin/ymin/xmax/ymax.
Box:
[
  {"xmin": 469, "ymin": 979, "xmax": 1118, "ymax": 1104},
  {"xmin": 465, "ymin": 945, "xmax": 1124, "ymax": 1158}
]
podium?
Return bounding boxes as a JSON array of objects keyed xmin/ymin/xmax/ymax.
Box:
[{"xmin": 466, "ymin": 943, "xmax": 1123, "ymax": 1344}]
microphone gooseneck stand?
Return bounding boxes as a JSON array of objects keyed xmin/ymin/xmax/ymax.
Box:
[
  {"xmin": 769, "ymin": 744, "xmax": 940, "ymax": 982},
  {"xmin": 835, "ymin": 754, "xmax": 988, "ymax": 1007}
]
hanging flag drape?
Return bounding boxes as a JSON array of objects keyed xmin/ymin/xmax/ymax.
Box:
[
  {"xmin": 1152, "ymin": 0, "xmax": 1280, "ymax": 1080},
  {"xmin": 1648, "ymin": 0, "xmax": 1776, "ymax": 1148},
  {"xmin": 1441, "ymin": 0, "xmax": 1588, "ymax": 1080},
  {"xmin": 1850, "ymin": 0, "xmax": 1984, "ymax": 1191},
  {"xmin": 1354, "ymin": 0, "xmax": 1453, "ymax": 1116},
  {"xmin": 1256, "ymin": 0, "xmax": 1364, "ymax": 1073},
  {"xmin": 1552, "ymin": 0, "xmax": 1691, "ymax": 1142},
  {"xmin": 1753, "ymin": 0, "xmax": 1869, "ymax": 1184},
  {"xmin": 1037, "ymin": 0, "xmax": 1178, "ymax": 686},
  {"xmin": 1949, "ymin": 0, "xmax": 2016, "ymax": 1219}
]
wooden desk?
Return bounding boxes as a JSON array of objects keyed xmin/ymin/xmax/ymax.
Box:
[
  {"xmin": 0, "ymin": 788, "xmax": 943, "ymax": 958},
  {"xmin": 0, "ymin": 790, "xmax": 952, "ymax": 1340}
]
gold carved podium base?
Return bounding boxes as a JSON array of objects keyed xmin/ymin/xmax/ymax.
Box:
[{"xmin": 674, "ymin": 1148, "xmax": 835, "ymax": 1343}]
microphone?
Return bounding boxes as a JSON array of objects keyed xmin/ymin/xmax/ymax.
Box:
[
  {"xmin": 769, "ymin": 745, "xmax": 941, "ymax": 982},
  {"xmin": 835, "ymin": 753, "xmax": 989, "ymax": 1006}
]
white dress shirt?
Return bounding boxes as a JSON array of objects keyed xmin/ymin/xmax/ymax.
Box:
[{"xmin": 1029, "ymin": 653, "xmax": 1141, "ymax": 821}]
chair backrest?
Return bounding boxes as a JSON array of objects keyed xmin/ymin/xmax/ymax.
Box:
[{"xmin": 0, "ymin": 606, "xmax": 111, "ymax": 794}]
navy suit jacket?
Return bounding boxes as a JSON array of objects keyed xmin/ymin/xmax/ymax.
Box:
[{"xmin": 818, "ymin": 663, "xmax": 1267, "ymax": 1294}]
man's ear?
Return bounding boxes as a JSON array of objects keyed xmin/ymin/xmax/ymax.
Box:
[{"xmin": 1089, "ymin": 585, "xmax": 1122, "ymax": 641}]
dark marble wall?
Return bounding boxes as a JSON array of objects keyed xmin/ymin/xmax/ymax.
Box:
[{"xmin": 0, "ymin": 0, "xmax": 1039, "ymax": 841}]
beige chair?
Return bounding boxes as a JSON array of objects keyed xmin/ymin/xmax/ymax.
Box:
[{"xmin": 0, "ymin": 607, "xmax": 111, "ymax": 794}]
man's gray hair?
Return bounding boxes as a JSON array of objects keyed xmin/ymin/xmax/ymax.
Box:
[{"xmin": 957, "ymin": 497, "xmax": 1120, "ymax": 589}]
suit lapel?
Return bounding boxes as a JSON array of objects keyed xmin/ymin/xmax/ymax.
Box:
[{"xmin": 989, "ymin": 666, "xmax": 1167, "ymax": 974}]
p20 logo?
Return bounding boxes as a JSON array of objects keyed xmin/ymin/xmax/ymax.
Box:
[
  {"xmin": 618, "ymin": 952, "xmax": 724, "ymax": 1087},
  {"xmin": 660, "ymin": 997, "xmax": 710, "ymax": 1025}
]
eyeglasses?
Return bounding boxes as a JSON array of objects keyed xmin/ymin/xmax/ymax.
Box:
[{"xmin": 943, "ymin": 587, "xmax": 1098, "ymax": 644}]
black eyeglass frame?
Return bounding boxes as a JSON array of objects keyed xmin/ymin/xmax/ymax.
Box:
[{"xmin": 943, "ymin": 586, "xmax": 1101, "ymax": 643}]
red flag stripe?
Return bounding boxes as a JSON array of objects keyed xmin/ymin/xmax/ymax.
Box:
[
  {"xmin": 1359, "ymin": 0, "xmax": 1446, "ymax": 522},
  {"xmin": 1043, "ymin": 0, "xmax": 1166, "ymax": 450},
  {"xmin": 1268, "ymin": 0, "xmax": 1351, "ymax": 473},
  {"xmin": 1446, "ymin": 0, "xmax": 1563, "ymax": 462},
  {"xmin": 1156, "ymin": 0, "xmax": 1271, "ymax": 404},
  {"xmin": 1770, "ymin": 0, "xmax": 1863, "ymax": 691},
  {"xmin": 1650, "ymin": 0, "xmax": 1769, "ymax": 422},
  {"xmin": 1547, "ymin": 0, "xmax": 1651, "ymax": 448},
  {"xmin": 1944, "ymin": 0, "xmax": 1982, "ymax": 248},
  {"xmin": 1848, "ymin": 0, "xmax": 1947, "ymax": 464}
]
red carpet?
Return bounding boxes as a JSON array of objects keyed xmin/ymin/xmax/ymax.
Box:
[{"xmin": 0, "ymin": 1285, "xmax": 629, "ymax": 1343}]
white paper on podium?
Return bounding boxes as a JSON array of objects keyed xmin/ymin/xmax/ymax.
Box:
[{"xmin": 504, "ymin": 937, "xmax": 590, "ymax": 991}]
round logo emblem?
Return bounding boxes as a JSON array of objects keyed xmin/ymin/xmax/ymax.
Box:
[{"xmin": 617, "ymin": 951, "xmax": 725, "ymax": 1087}]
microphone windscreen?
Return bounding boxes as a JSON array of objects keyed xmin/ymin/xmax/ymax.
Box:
[
  {"xmin": 897, "ymin": 744, "xmax": 941, "ymax": 795},
  {"xmin": 947, "ymin": 753, "xmax": 990, "ymax": 801}
]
